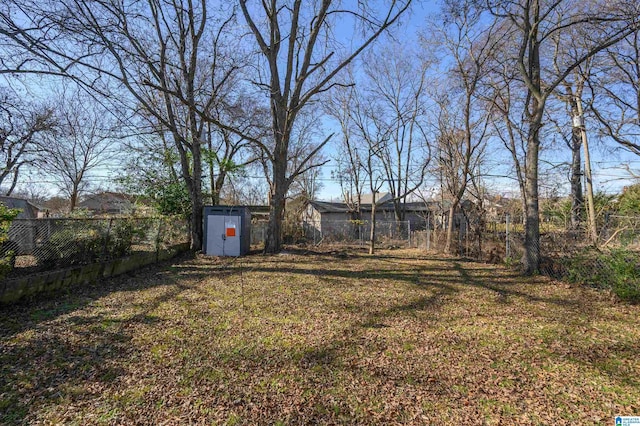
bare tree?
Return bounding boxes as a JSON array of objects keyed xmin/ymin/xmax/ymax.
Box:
[
  {"xmin": 551, "ymin": 62, "xmax": 598, "ymax": 235},
  {"xmin": 38, "ymin": 87, "xmax": 115, "ymax": 211},
  {"xmin": 588, "ymin": 30, "xmax": 640, "ymax": 157},
  {"xmin": 1, "ymin": 0, "xmax": 250, "ymax": 250},
  {"xmin": 0, "ymin": 87, "xmax": 55, "ymax": 195},
  {"xmin": 487, "ymin": 0, "xmax": 640, "ymax": 273},
  {"xmin": 430, "ymin": 1, "xmax": 494, "ymax": 253},
  {"xmin": 547, "ymin": 21, "xmax": 601, "ymax": 238},
  {"xmin": 204, "ymin": 124, "xmax": 258, "ymax": 206},
  {"xmin": 239, "ymin": 0, "xmax": 412, "ymax": 253},
  {"xmin": 349, "ymin": 85, "xmax": 389, "ymax": 255},
  {"xmin": 203, "ymin": 90, "xmax": 269, "ymax": 205},
  {"xmin": 484, "ymin": 52, "xmax": 537, "ymax": 226},
  {"xmin": 361, "ymin": 43, "xmax": 431, "ymax": 223},
  {"xmin": 325, "ymin": 86, "xmax": 365, "ymax": 217}
]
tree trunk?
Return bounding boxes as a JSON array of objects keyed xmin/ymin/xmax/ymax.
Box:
[
  {"xmin": 444, "ymin": 202, "xmax": 458, "ymax": 254},
  {"xmin": 70, "ymin": 184, "xmax": 79, "ymax": 212},
  {"xmin": 190, "ymin": 189, "xmax": 203, "ymax": 251},
  {"xmin": 521, "ymin": 0, "xmax": 542, "ymax": 275},
  {"xmin": 181, "ymin": 135, "xmax": 203, "ymax": 251},
  {"xmin": 522, "ymin": 112, "xmax": 542, "ymax": 274},
  {"xmin": 575, "ymin": 94, "xmax": 598, "ymax": 244},
  {"xmin": 265, "ymin": 153, "xmax": 287, "ymax": 252},
  {"xmin": 208, "ymin": 162, "xmax": 216, "ymax": 205},
  {"xmin": 569, "ymin": 127, "xmax": 583, "ymax": 229},
  {"xmin": 265, "ymin": 182, "xmax": 285, "ymax": 253},
  {"xmin": 190, "ymin": 149, "xmax": 204, "ymax": 251},
  {"xmin": 211, "ymin": 170, "xmax": 225, "ymax": 205},
  {"xmin": 369, "ymin": 203, "xmax": 377, "ymax": 255},
  {"xmin": 566, "ymin": 91, "xmax": 584, "ymax": 230},
  {"xmin": 5, "ymin": 169, "xmax": 19, "ymax": 196}
]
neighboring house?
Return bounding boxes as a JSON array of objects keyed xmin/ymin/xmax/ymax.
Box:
[
  {"xmin": 0, "ymin": 195, "xmax": 40, "ymax": 219},
  {"xmin": 306, "ymin": 198, "xmax": 436, "ymax": 233},
  {"xmin": 244, "ymin": 205, "xmax": 270, "ymax": 222},
  {"xmin": 0, "ymin": 196, "xmax": 41, "ymax": 254},
  {"xmin": 481, "ymin": 196, "xmax": 513, "ymax": 221},
  {"xmin": 78, "ymin": 192, "xmax": 134, "ymax": 215},
  {"xmin": 306, "ymin": 195, "xmax": 483, "ymax": 235}
]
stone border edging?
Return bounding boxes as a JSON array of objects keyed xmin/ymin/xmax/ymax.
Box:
[{"xmin": 0, "ymin": 243, "xmax": 190, "ymax": 305}]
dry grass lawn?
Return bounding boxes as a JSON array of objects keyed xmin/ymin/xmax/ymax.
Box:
[{"xmin": 1, "ymin": 248, "xmax": 639, "ymax": 425}]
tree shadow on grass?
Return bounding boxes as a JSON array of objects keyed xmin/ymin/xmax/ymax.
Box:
[
  {"xmin": 179, "ymin": 278, "xmax": 458, "ymax": 422},
  {"xmin": 0, "ymin": 271, "xmax": 195, "ymax": 424},
  {"xmin": 132, "ymin": 252, "xmax": 599, "ymax": 326},
  {"xmin": 450, "ymin": 260, "xmax": 588, "ymax": 311},
  {"xmin": 0, "ymin": 329, "xmax": 130, "ymax": 424},
  {"xmin": 171, "ymin": 258, "xmax": 464, "ymax": 288},
  {"xmin": 1, "ymin": 250, "xmax": 634, "ymax": 424},
  {"xmin": 0, "ymin": 253, "xmax": 197, "ymax": 339}
]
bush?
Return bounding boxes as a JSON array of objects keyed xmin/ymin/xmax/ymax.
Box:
[
  {"xmin": 35, "ymin": 219, "xmax": 152, "ymax": 269},
  {"xmin": 566, "ymin": 248, "xmax": 640, "ymax": 302},
  {"xmin": 0, "ymin": 204, "xmax": 20, "ymax": 280},
  {"xmin": 107, "ymin": 219, "xmax": 150, "ymax": 257},
  {"xmin": 36, "ymin": 227, "xmax": 105, "ymax": 268}
]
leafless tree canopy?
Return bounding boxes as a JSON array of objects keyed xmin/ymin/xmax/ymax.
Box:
[
  {"xmin": 1, "ymin": 0, "xmax": 639, "ymax": 265},
  {"xmin": 0, "ymin": 88, "xmax": 56, "ymax": 195},
  {"xmin": 38, "ymin": 87, "xmax": 116, "ymax": 211},
  {"xmin": 239, "ymin": 0, "xmax": 412, "ymax": 252}
]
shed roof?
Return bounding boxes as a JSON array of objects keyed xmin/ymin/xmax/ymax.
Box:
[
  {"xmin": 0, "ymin": 196, "xmax": 40, "ymax": 219},
  {"xmin": 359, "ymin": 192, "xmax": 392, "ymax": 205}
]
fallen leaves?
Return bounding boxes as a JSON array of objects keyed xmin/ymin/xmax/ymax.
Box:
[{"xmin": 1, "ymin": 249, "xmax": 639, "ymax": 424}]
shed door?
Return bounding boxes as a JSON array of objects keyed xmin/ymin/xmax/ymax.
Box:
[
  {"xmin": 206, "ymin": 215, "xmax": 241, "ymax": 256},
  {"xmin": 206, "ymin": 215, "xmax": 225, "ymax": 256},
  {"xmin": 222, "ymin": 215, "xmax": 241, "ymax": 256}
]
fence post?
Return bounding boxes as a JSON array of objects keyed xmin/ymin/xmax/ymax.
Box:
[
  {"xmin": 103, "ymin": 218, "xmax": 114, "ymax": 258},
  {"xmin": 155, "ymin": 218, "xmax": 164, "ymax": 258},
  {"xmin": 465, "ymin": 219, "xmax": 469, "ymax": 257},
  {"xmin": 505, "ymin": 214, "xmax": 511, "ymax": 259},
  {"xmin": 427, "ymin": 213, "xmax": 431, "ymax": 250}
]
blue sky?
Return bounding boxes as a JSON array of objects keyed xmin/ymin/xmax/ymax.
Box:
[
  {"xmin": 3, "ymin": 0, "xmax": 638, "ymax": 202},
  {"xmin": 312, "ymin": 0, "xmax": 640, "ymax": 201}
]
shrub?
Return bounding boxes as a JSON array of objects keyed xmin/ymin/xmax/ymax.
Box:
[
  {"xmin": 107, "ymin": 219, "xmax": 149, "ymax": 257},
  {"xmin": 0, "ymin": 204, "xmax": 20, "ymax": 280},
  {"xmin": 35, "ymin": 219, "xmax": 153, "ymax": 269},
  {"xmin": 36, "ymin": 227, "xmax": 105, "ymax": 268},
  {"xmin": 617, "ymin": 183, "xmax": 640, "ymax": 216},
  {"xmin": 565, "ymin": 248, "xmax": 640, "ymax": 302}
]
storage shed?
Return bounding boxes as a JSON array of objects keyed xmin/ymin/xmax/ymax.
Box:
[{"xmin": 203, "ymin": 206, "xmax": 251, "ymax": 256}]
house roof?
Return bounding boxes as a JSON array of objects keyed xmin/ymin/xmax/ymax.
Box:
[
  {"xmin": 359, "ymin": 192, "xmax": 392, "ymax": 205},
  {"xmin": 0, "ymin": 196, "xmax": 40, "ymax": 219},
  {"xmin": 309, "ymin": 200, "xmax": 434, "ymax": 214},
  {"xmin": 309, "ymin": 200, "xmax": 353, "ymax": 214},
  {"xmin": 78, "ymin": 192, "xmax": 133, "ymax": 212}
]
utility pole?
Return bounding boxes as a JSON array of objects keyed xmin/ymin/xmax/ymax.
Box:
[{"xmin": 573, "ymin": 100, "xmax": 597, "ymax": 245}]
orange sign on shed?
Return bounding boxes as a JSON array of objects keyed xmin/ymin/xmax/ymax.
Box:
[{"xmin": 226, "ymin": 227, "xmax": 236, "ymax": 237}]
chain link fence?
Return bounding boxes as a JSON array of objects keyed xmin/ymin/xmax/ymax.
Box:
[
  {"xmin": 251, "ymin": 221, "xmax": 268, "ymax": 246},
  {"xmin": 409, "ymin": 214, "xmax": 639, "ymax": 293},
  {"xmin": 2, "ymin": 217, "xmax": 189, "ymax": 279},
  {"xmin": 298, "ymin": 213, "xmax": 638, "ymax": 292},
  {"xmin": 303, "ymin": 220, "xmax": 412, "ymax": 247}
]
